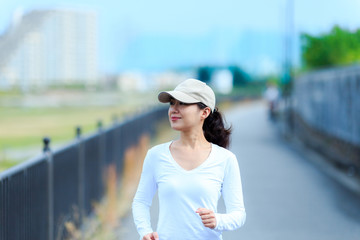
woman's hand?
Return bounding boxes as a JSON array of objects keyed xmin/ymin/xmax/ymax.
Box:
[
  {"xmin": 142, "ymin": 232, "xmax": 159, "ymax": 240},
  {"xmin": 196, "ymin": 208, "xmax": 217, "ymax": 229}
]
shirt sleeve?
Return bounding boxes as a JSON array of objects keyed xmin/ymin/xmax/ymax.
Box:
[
  {"xmin": 214, "ymin": 154, "xmax": 246, "ymax": 231},
  {"xmin": 132, "ymin": 149, "xmax": 158, "ymax": 238}
]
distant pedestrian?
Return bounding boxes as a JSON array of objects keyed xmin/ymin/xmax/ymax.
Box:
[
  {"xmin": 263, "ymin": 83, "xmax": 280, "ymax": 119},
  {"xmin": 132, "ymin": 79, "xmax": 246, "ymax": 240}
]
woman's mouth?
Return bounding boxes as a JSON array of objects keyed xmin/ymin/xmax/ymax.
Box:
[{"xmin": 171, "ymin": 117, "xmax": 181, "ymax": 121}]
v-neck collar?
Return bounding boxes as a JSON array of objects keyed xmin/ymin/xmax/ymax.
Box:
[{"xmin": 167, "ymin": 141, "xmax": 214, "ymax": 173}]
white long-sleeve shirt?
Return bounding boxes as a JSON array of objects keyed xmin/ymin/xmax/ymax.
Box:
[{"xmin": 132, "ymin": 141, "xmax": 246, "ymax": 240}]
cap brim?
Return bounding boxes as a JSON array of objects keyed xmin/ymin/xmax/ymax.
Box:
[{"xmin": 158, "ymin": 91, "xmax": 200, "ymax": 104}]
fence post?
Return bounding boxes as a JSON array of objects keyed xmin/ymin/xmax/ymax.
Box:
[
  {"xmin": 97, "ymin": 120, "xmax": 105, "ymax": 197},
  {"xmin": 76, "ymin": 126, "xmax": 85, "ymax": 239},
  {"xmin": 43, "ymin": 137, "xmax": 53, "ymax": 240},
  {"xmin": 97, "ymin": 120, "xmax": 103, "ymax": 130}
]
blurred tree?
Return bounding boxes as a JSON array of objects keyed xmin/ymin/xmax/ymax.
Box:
[
  {"xmin": 197, "ymin": 66, "xmax": 213, "ymax": 83},
  {"xmin": 301, "ymin": 25, "xmax": 360, "ymax": 69},
  {"xmin": 266, "ymin": 75, "xmax": 280, "ymax": 86},
  {"xmin": 228, "ymin": 65, "xmax": 249, "ymax": 87}
]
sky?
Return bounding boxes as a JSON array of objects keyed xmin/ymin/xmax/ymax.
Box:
[{"xmin": 0, "ymin": 0, "xmax": 359, "ymax": 75}]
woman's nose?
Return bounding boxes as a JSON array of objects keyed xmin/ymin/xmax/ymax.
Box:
[{"xmin": 170, "ymin": 104, "xmax": 179, "ymax": 112}]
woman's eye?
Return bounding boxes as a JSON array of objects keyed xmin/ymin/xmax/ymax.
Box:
[{"xmin": 169, "ymin": 101, "xmax": 175, "ymax": 105}]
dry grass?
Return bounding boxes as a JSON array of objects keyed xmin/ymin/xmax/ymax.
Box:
[
  {"xmin": 62, "ymin": 134, "xmax": 152, "ymax": 240},
  {"xmin": 81, "ymin": 121, "xmax": 176, "ymax": 239},
  {"xmin": 117, "ymin": 135, "xmax": 150, "ymax": 219}
]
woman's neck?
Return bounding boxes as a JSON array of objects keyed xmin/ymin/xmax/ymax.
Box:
[{"xmin": 178, "ymin": 129, "xmax": 209, "ymax": 149}]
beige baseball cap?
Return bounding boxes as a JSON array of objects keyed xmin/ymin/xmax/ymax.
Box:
[{"xmin": 158, "ymin": 78, "xmax": 216, "ymax": 112}]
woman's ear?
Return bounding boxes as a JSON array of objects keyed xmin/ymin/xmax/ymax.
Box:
[{"xmin": 201, "ymin": 107, "xmax": 211, "ymax": 120}]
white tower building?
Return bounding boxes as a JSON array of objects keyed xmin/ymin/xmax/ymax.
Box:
[{"xmin": 0, "ymin": 8, "xmax": 98, "ymax": 90}]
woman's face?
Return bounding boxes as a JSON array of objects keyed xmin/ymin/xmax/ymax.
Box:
[{"xmin": 168, "ymin": 99, "xmax": 209, "ymax": 131}]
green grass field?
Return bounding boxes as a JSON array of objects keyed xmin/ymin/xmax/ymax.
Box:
[
  {"xmin": 0, "ymin": 90, "xmax": 158, "ymax": 170},
  {"xmin": 0, "ymin": 106, "xmax": 133, "ymax": 169},
  {"xmin": 1, "ymin": 106, "xmax": 128, "ymax": 147}
]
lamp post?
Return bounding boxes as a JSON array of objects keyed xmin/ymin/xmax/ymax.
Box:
[{"xmin": 283, "ymin": 0, "xmax": 294, "ymax": 96}]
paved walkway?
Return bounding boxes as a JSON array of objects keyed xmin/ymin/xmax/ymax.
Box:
[{"xmin": 118, "ymin": 100, "xmax": 360, "ymax": 239}]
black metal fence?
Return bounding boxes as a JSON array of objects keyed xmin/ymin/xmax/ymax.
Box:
[
  {"xmin": 287, "ymin": 64, "xmax": 360, "ymax": 175},
  {"xmin": 0, "ymin": 106, "xmax": 168, "ymax": 240}
]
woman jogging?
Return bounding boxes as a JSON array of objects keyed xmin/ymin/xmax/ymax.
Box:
[{"xmin": 132, "ymin": 78, "xmax": 246, "ymax": 240}]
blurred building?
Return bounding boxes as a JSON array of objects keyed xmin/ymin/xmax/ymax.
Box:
[
  {"xmin": 0, "ymin": 8, "xmax": 98, "ymax": 90},
  {"xmin": 116, "ymin": 71, "xmax": 193, "ymax": 92},
  {"xmin": 211, "ymin": 69, "xmax": 233, "ymax": 94},
  {"xmin": 117, "ymin": 72, "xmax": 147, "ymax": 92}
]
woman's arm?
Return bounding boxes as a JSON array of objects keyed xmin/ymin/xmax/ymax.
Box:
[
  {"xmin": 132, "ymin": 149, "xmax": 158, "ymax": 238},
  {"xmin": 214, "ymin": 155, "xmax": 246, "ymax": 231}
]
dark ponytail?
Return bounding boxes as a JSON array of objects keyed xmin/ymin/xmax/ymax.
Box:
[{"xmin": 197, "ymin": 103, "xmax": 232, "ymax": 149}]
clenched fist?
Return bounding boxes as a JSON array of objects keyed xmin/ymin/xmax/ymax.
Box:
[{"xmin": 196, "ymin": 208, "xmax": 217, "ymax": 229}]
